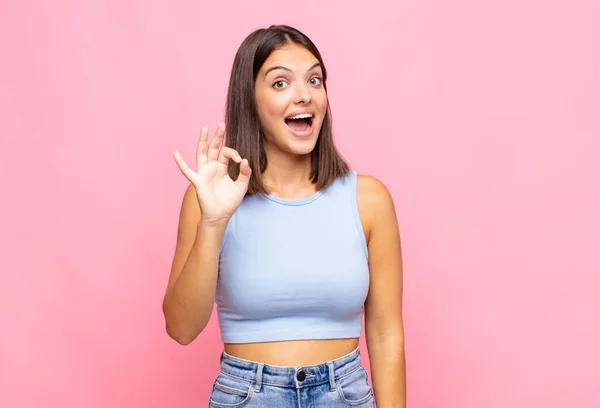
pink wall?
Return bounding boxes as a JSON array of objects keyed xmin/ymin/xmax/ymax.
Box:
[{"xmin": 1, "ymin": 1, "xmax": 598, "ymax": 407}]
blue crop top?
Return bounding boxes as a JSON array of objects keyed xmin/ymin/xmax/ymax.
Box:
[{"xmin": 215, "ymin": 169, "xmax": 370, "ymax": 343}]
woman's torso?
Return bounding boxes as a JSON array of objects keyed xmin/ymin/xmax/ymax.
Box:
[{"xmin": 216, "ymin": 170, "xmax": 370, "ymax": 366}]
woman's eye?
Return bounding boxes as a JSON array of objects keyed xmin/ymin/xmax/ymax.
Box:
[
  {"xmin": 310, "ymin": 76, "xmax": 323, "ymax": 86},
  {"xmin": 273, "ymin": 80, "xmax": 286, "ymax": 89}
]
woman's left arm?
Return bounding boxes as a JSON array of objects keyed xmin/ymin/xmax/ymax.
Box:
[{"xmin": 358, "ymin": 175, "xmax": 406, "ymax": 408}]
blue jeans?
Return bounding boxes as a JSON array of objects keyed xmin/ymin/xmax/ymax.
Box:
[{"xmin": 208, "ymin": 346, "xmax": 374, "ymax": 407}]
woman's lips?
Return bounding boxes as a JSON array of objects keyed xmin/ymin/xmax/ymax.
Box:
[{"xmin": 284, "ymin": 118, "xmax": 314, "ymax": 138}]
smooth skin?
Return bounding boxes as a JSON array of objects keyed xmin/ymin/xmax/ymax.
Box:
[{"xmin": 163, "ymin": 44, "xmax": 406, "ymax": 407}]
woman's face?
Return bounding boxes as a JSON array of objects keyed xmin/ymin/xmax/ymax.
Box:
[{"xmin": 254, "ymin": 43, "xmax": 328, "ymax": 157}]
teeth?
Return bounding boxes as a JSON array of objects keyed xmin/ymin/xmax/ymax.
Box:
[{"xmin": 287, "ymin": 113, "xmax": 313, "ymax": 120}]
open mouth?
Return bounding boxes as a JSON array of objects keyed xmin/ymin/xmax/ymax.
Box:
[{"xmin": 284, "ymin": 113, "xmax": 314, "ymax": 133}]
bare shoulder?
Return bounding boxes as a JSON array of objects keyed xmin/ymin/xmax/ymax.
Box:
[
  {"xmin": 357, "ymin": 174, "xmax": 394, "ymax": 205},
  {"xmin": 357, "ymin": 174, "xmax": 396, "ymax": 219},
  {"xmin": 356, "ymin": 174, "xmax": 398, "ymax": 243}
]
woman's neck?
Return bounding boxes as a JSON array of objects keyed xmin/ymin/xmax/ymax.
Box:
[{"xmin": 261, "ymin": 150, "xmax": 315, "ymax": 197}]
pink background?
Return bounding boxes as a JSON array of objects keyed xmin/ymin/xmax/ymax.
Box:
[{"xmin": 1, "ymin": 1, "xmax": 599, "ymax": 407}]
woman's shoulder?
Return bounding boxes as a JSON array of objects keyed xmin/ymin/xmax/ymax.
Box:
[
  {"xmin": 355, "ymin": 173, "xmax": 397, "ymax": 236},
  {"xmin": 356, "ymin": 173, "xmax": 394, "ymax": 204}
]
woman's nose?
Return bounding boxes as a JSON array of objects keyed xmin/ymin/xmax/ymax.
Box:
[{"xmin": 293, "ymin": 83, "xmax": 312, "ymax": 104}]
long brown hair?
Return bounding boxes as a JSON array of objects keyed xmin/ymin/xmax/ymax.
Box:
[{"xmin": 224, "ymin": 25, "xmax": 350, "ymax": 195}]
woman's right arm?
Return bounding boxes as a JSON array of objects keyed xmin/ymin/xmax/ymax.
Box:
[
  {"xmin": 162, "ymin": 123, "xmax": 251, "ymax": 345},
  {"xmin": 162, "ymin": 184, "xmax": 228, "ymax": 345}
]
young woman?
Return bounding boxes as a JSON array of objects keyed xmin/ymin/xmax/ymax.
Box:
[{"xmin": 163, "ymin": 25, "xmax": 406, "ymax": 407}]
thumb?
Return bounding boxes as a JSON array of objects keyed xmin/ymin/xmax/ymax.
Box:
[{"xmin": 235, "ymin": 158, "xmax": 252, "ymax": 188}]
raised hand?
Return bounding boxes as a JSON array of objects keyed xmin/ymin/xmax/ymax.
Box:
[{"xmin": 173, "ymin": 123, "xmax": 251, "ymax": 226}]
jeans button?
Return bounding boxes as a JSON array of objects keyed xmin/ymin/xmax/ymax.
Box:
[{"xmin": 296, "ymin": 370, "xmax": 306, "ymax": 381}]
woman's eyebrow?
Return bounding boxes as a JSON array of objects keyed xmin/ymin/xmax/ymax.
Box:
[{"xmin": 263, "ymin": 62, "xmax": 322, "ymax": 79}]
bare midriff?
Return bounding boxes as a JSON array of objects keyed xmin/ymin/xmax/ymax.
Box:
[{"xmin": 224, "ymin": 338, "xmax": 360, "ymax": 366}]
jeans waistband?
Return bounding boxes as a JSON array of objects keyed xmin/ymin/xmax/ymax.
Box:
[{"xmin": 218, "ymin": 346, "xmax": 363, "ymax": 389}]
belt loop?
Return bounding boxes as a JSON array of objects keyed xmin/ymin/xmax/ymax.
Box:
[
  {"xmin": 327, "ymin": 361, "xmax": 336, "ymax": 392},
  {"xmin": 254, "ymin": 363, "xmax": 264, "ymax": 392}
]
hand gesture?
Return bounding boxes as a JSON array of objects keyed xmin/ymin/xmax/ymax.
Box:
[{"xmin": 173, "ymin": 123, "xmax": 251, "ymax": 225}]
